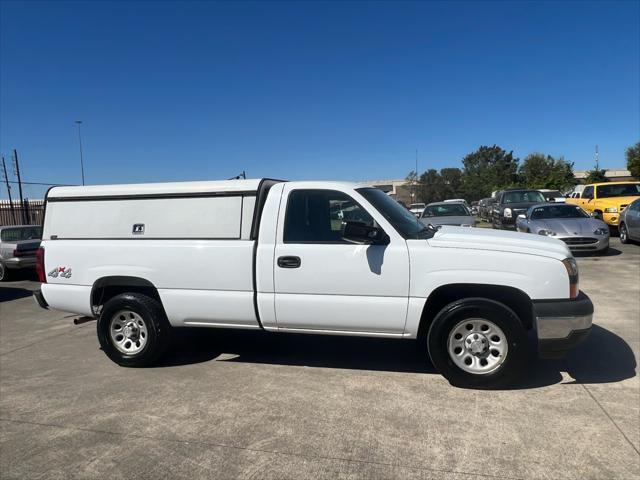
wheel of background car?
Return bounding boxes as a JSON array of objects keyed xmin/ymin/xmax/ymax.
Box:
[
  {"xmin": 0, "ymin": 262, "xmax": 6, "ymax": 282},
  {"xmin": 426, "ymin": 298, "xmax": 528, "ymax": 389},
  {"xmin": 619, "ymin": 223, "xmax": 628, "ymax": 244},
  {"xmin": 593, "ymin": 211, "xmax": 603, "ymax": 220},
  {"xmin": 97, "ymin": 293, "xmax": 170, "ymax": 367}
]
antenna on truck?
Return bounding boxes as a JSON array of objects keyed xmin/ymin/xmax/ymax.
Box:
[{"xmin": 229, "ymin": 170, "xmax": 246, "ymax": 180}]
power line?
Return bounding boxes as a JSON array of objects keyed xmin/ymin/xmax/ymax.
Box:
[{"xmin": 5, "ymin": 180, "xmax": 76, "ymax": 186}]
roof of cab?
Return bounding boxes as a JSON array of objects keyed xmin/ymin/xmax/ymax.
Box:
[{"xmin": 47, "ymin": 179, "xmax": 264, "ymax": 199}]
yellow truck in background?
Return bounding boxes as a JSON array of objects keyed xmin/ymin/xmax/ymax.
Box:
[{"xmin": 566, "ymin": 182, "xmax": 640, "ymax": 228}]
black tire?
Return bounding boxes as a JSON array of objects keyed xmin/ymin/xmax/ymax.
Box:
[
  {"xmin": 0, "ymin": 262, "xmax": 7, "ymax": 282},
  {"xmin": 427, "ymin": 298, "xmax": 529, "ymax": 389},
  {"xmin": 593, "ymin": 210, "xmax": 603, "ymax": 221},
  {"xmin": 619, "ymin": 222, "xmax": 629, "ymax": 244},
  {"xmin": 97, "ymin": 293, "xmax": 170, "ymax": 367}
]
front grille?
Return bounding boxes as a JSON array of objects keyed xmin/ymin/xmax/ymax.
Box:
[{"xmin": 560, "ymin": 237, "xmax": 598, "ymax": 245}]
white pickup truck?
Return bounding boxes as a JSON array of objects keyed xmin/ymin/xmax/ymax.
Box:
[{"xmin": 33, "ymin": 179, "xmax": 593, "ymax": 388}]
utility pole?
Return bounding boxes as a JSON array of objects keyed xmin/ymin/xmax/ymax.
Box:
[
  {"xmin": 595, "ymin": 145, "xmax": 600, "ymax": 170},
  {"xmin": 12, "ymin": 149, "xmax": 26, "ymax": 223},
  {"xmin": 2, "ymin": 156, "xmax": 17, "ymax": 224},
  {"xmin": 76, "ymin": 120, "xmax": 85, "ymax": 185}
]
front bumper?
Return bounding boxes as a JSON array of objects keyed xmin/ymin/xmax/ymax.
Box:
[
  {"xmin": 533, "ymin": 291, "xmax": 593, "ymax": 359},
  {"xmin": 560, "ymin": 236, "xmax": 609, "ymax": 252},
  {"xmin": 603, "ymin": 212, "xmax": 619, "ymax": 226}
]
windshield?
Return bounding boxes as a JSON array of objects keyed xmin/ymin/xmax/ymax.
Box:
[
  {"xmin": 0, "ymin": 226, "xmax": 42, "ymax": 242},
  {"xmin": 596, "ymin": 183, "xmax": 640, "ymax": 198},
  {"xmin": 422, "ymin": 203, "xmax": 470, "ymax": 217},
  {"xmin": 542, "ymin": 190, "xmax": 563, "ymax": 199},
  {"xmin": 530, "ymin": 205, "xmax": 589, "ymax": 220},
  {"xmin": 503, "ymin": 191, "xmax": 546, "ymax": 204},
  {"xmin": 357, "ymin": 188, "xmax": 433, "ymax": 239}
]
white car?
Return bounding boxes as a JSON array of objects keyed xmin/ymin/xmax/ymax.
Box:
[
  {"xmin": 34, "ymin": 179, "xmax": 593, "ymax": 388},
  {"xmin": 409, "ymin": 203, "xmax": 426, "ymax": 217},
  {"xmin": 538, "ymin": 189, "xmax": 566, "ymax": 203}
]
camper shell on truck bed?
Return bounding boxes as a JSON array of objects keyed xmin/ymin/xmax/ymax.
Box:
[{"xmin": 34, "ymin": 178, "xmax": 593, "ymax": 389}]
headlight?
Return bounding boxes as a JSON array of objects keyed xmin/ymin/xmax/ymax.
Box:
[
  {"xmin": 593, "ymin": 228, "xmax": 608, "ymax": 235},
  {"xmin": 538, "ymin": 229, "xmax": 556, "ymax": 236},
  {"xmin": 604, "ymin": 207, "xmax": 618, "ymax": 213},
  {"xmin": 503, "ymin": 208, "xmax": 512, "ymax": 218}
]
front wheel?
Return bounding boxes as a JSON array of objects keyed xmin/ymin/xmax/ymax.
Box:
[
  {"xmin": 427, "ymin": 299, "xmax": 529, "ymax": 389},
  {"xmin": 97, "ymin": 293, "xmax": 170, "ymax": 367},
  {"xmin": 619, "ymin": 223, "xmax": 629, "ymax": 244}
]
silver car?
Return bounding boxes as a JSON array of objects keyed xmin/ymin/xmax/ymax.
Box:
[
  {"xmin": 618, "ymin": 197, "xmax": 640, "ymax": 244},
  {"xmin": 515, "ymin": 203, "xmax": 609, "ymax": 253},
  {"xmin": 419, "ymin": 201, "xmax": 476, "ymax": 227},
  {"xmin": 0, "ymin": 225, "xmax": 42, "ymax": 281}
]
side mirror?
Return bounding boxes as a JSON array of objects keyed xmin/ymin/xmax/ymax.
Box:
[
  {"xmin": 517, "ymin": 214, "xmax": 526, "ymax": 220},
  {"xmin": 342, "ymin": 221, "xmax": 389, "ymax": 245}
]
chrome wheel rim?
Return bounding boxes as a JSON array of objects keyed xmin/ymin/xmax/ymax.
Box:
[
  {"xmin": 620, "ymin": 225, "xmax": 627, "ymax": 242},
  {"xmin": 109, "ymin": 310, "xmax": 148, "ymax": 354},
  {"xmin": 447, "ymin": 318, "xmax": 508, "ymax": 375}
]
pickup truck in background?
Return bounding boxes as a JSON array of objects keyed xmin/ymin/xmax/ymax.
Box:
[
  {"xmin": 566, "ymin": 181, "xmax": 640, "ymax": 228},
  {"xmin": 33, "ymin": 179, "xmax": 593, "ymax": 388}
]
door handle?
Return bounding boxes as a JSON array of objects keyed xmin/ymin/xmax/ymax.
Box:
[{"xmin": 277, "ymin": 256, "xmax": 301, "ymax": 268}]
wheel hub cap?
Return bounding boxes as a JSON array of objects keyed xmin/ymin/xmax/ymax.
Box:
[
  {"xmin": 447, "ymin": 318, "xmax": 509, "ymax": 375},
  {"xmin": 109, "ymin": 310, "xmax": 148, "ymax": 355}
]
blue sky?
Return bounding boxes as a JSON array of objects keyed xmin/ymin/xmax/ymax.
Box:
[{"xmin": 1, "ymin": 1, "xmax": 638, "ymax": 199}]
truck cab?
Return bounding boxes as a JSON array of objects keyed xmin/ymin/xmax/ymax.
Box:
[
  {"xmin": 566, "ymin": 182, "xmax": 640, "ymax": 227},
  {"xmin": 34, "ymin": 179, "xmax": 593, "ymax": 388}
]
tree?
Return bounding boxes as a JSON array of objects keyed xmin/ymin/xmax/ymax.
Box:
[
  {"xmin": 519, "ymin": 153, "xmax": 575, "ymax": 191},
  {"xmin": 461, "ymin": 145, "xmax": 519, "ymax": 201},
  {"xmin": 584, "ymin": 166, "xmax": 608, "ymax": 184},
  {"xmin": 626, "ymin": 142, "xmax": 640, "ymax": 179}
]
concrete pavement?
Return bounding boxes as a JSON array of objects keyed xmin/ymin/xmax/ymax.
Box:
[{"xmin": 1, "ymin": 238, "xmax": 638, "ymax": 479}]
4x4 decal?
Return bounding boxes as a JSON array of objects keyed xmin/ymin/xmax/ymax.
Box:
[{"xmin": 48, "ymin": 267, "xmax": 72, "ymax": 279}]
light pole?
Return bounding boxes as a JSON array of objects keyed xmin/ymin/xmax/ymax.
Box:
[{"xmin": 75, "ymin": 120, "xmax": 85, "ymax": 185}]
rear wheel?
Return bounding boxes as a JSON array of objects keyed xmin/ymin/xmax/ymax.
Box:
[
  {"xmin": 427, "ymin": 298, "xmax": 529, "ymax": 389},
  {"xmin": 97, "ymin": 293, "xmax": 170, "ymax": 367},
  {"xmin": 0, "ymin": 262, "xmax": 9, "ymax": 282},
  {"xmin": 619, "ymin": 223, "xmax": 629, "ymax": 244}
]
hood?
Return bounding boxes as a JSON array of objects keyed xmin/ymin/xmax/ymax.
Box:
[
  {"xmin": 597, "ymin": 195, "xmax": 640, "ymax": 207},
  {"xmin": 530, "ymin": 218, "xmax": 607, "ymax": 237},
  {"xmin": 420, "ymin": 216, "xmax": 475, "ymax": 226},
  {"xmin": 426, "ymin": 226, "xmax": 571, "ymax": 260},
  {"xmin": 500, "ymin": 202, "xmax": 540, "ymax": 210}
]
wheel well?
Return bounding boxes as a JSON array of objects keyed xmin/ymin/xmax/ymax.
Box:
[
  {"xmin": 417, "ymin": 284, "xmax": 533, "ymax": 339},
  {"xmin": 91, "ymin": 276, "xmax": 161, "ymax": 315}
]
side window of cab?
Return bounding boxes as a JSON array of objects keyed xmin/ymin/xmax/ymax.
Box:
[
  {"xmin": 283, "ymin": 189, "xmax": 375, "ymax": 243},
  {"xmin": 582, "ymin": 186, "xmax": 594, "ymax": 199}
]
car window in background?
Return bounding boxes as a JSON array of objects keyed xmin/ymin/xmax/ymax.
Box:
[
  {"xmin": 596, "ymin": 183, "xmax": 640, "ymax": 198},
  {"xmin": 357, "ymin": 188, "xmax": 433, "ymax": 239},
  {"xmin": 530, "ymin": 205, "xmax": 589, "ymax": 220},
  {"xmin": 543, "ymin": 190, "xmax": 563, "ymax": 199},
  {"xmin": 503, "ymin": 191, "xmax": 546, "ymax": 204},
  {"xmin": 0, "ymin": 227, "xmax": 43, "ymax": 242},
  {"xmin": 422, "ymin": 203, "xmax": 470, "ymax": 217}
]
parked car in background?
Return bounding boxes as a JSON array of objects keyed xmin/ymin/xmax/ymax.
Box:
[
  {"xmin": 618, "ymin": 197, "xmax": 640, "ymax": 244},
  {"xmin": 0, "ymin": 225, "xmax": 43, "ymax": 281},
  {"xmin": 491, "ymin": 189, "xmax": 547, "ymax": 230},
  {"xmin": 566, "ymin": 182, "xmax": 640, "ymax": 229},
  {"xmin": 538, "ymin": 189, "xmax": 566, "ymax": 203},
  {"xmin": 515, "ymin": 204, "xmax": 609, "ymax": 254},
  {"xmin": 470, "ymin": 201, "xmax": 479, "ymax": 215},
  {"xmin": 569, "ymin": 192, "xmax": 582, "ymax": 199},
  {"xmin": 444, "ymin": 198, "xmax": 468, "ymax": 205},
  {"xmin": 478, "ymin": 197, "xmax": 495, "ymax": 221},
  {"xmin": 420, "ymin": 202, "xmax": 476, "ymax": 227},
  {"xmin": 409, "ymin": 202, "xmax": 426, "ymax": 217}
]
